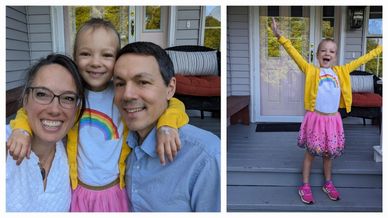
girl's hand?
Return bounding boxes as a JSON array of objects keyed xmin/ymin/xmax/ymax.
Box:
[
  {"xmin": 156, "ymin": 126, "xmax": 181, "ymax": 165},
  {"xmin": 6, "ymin": 129, "xmax": 32, "ymax": 165},
  {"xmin": 271, "ymin": 17, "xmax": 281, "ymax": 38}
]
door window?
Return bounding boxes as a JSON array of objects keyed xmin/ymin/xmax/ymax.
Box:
[{"xmin": 65, "ymin": 6, "xmax": 129, "ymax": 55}]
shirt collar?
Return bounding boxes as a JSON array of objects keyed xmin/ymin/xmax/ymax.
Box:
[{"xmin": 126, "ymin": 127, "xmax": 158, "ymax": 158}]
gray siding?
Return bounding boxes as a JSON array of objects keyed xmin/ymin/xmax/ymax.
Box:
[
  {"xmin": 227, "ymin": 6, "xmax": 250, "ymax": 96},
  {"xmin": 174, "ymin": 6, "xmax": 201, "ymax": 46},
  {"xmin": 27, "ymin": 6, "xmax": 52, "ymax": 62},
  {"xmin": 6, "ymin": 6, "xmax": 30, "ymax": 90},
  {"xmin": 344, "ymin": 29, "xmax": 364, "ymax": 67},
  {"xmin": 6, "ymin": 6, "xmax": 53, "ymax": 91}
]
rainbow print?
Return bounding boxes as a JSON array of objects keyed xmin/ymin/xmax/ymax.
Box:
[
  {"xmin": 319, "ymin": 74, "xmax": 339, "ymax": 88},
  {"xmin": 80, "ymin": 109, "xmax": 119, "ymax": 140}
]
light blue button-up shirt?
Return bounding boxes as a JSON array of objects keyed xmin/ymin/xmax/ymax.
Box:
[{"xmin": 125, "ymin": 124, "xmax": 220, "ymax": 212}]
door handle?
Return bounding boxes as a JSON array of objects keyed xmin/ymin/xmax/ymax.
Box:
[
  {"xmin": 310, "ymin": 43, "xmax": 314, "ymax": 63},
  {"xmin": 131, "ymin": 20, "xmax": 135, "ymax": 36}
]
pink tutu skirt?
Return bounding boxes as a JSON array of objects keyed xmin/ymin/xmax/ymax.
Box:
[
  {"xmin": 70, "ymin": 180, "xmax": 131, "ymax": 212},
  {"xmin": 297, "ymin": 111, "xmax": 345, "ymax": 159}
]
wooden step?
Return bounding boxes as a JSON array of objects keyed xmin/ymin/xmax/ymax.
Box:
[{"xmin": 228, "ymin": 186, "xmax": 382, "ymax": 212}]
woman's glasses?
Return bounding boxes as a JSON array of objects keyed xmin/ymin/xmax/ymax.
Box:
[{"xmin": 27, "ymin": 87, "xmax": 80, "ymax": 109}]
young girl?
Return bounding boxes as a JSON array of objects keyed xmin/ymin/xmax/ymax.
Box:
[
  {"xmin": 7, "ymin": 18, "xmax": 189, "ymax": 212},
  {"xmin": 271, "ymin": 17, "xmax": 382, "ymax": 204}
]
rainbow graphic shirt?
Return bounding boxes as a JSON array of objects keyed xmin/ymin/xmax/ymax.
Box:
[
  {"xmin": 318, "ymin": 73, "xmax": 339, "ymax": 88},
  {"xmin": 315, "ymin": 68, "xmax": 341, "ymax": 113},
  {"xmin": 80, "ymin": 108, "xmax": 120, "ymax": 141}
]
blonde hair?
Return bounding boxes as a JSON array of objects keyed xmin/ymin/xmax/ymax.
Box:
[
  {"xmin": 317, "ymin": 38, "xmax": 337, "ymax": 53},
  {"xmin": 73, "ymin": 18, "xmax": 121, "ymax": 60}
]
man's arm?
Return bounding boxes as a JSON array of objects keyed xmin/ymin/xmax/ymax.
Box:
[{"xmin": 190, "ymin": 151, "xmax": 220, "ymax": 211}]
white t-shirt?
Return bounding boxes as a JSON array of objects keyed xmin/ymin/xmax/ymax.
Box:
[
  {"xmin": 6, "ymin": 125, "xmax": 71, "ymax": 212},
  {"xmin": 77, "ymin": 83, "xmax": 125, "ymax": 186},
  {"xmin": 315, "ymin": 68, "xmax": 341, "ymax": 113}
]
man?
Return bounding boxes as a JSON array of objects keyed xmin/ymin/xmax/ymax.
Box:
[{"xmin": 113, "ymin": 42, "xmax": 220, "ymax": 212}]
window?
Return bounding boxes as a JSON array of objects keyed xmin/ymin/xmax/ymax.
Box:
[
  {"xmin": 66, "ymin": 6, "xmax": 129, "ymax": 55},
  {"xmin": 365, "ymin": 6, "xmax": 382, "ymax": 77},
  {"xmin": 322, "ymin": 6, "xmax": 335, "ymax": 39},
  {"xmin": 203, "ymin": 6, "xmax": 220, "ymax": 50},
  {"xmin": 144, "ymin": 6, "xmax": 161, "ymax": 31},
  {"xmin": 290, "ymin": 6, "xmax": 309, "ymax": 59},
  {"xmin": 267, "ymin": 7, "xmax": 280, "ymax": 57}
]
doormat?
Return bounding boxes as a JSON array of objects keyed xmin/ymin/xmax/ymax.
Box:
[{"xmin": 256, "ymin": 123, "xmax": 301, "ymax": 132}]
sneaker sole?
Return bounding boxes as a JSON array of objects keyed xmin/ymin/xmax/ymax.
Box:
[
  {"xmin": 298, "ymin": 190, "xmax": 314, "ymax": 204},
  {"xmin": 322, "ymin": 187, "xmax": 340, "ymax": 201}
]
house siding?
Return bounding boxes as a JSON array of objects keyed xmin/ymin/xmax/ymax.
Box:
[
  {"xmin": 344, "ymin": 29, "xmax": 364, "ymax": 66},
  {"xmin": 174, "ymin": 6, "xmax": 201, "ymax": 46},
  {"xmin": 27, "ymin": 6, "xmax": 53, "ymax": 62},
  {"xmin": 6, "ymin": 6, "xmax": 53, "ymax": 91},
  {"xmin": 227, "ymin": 6, "xmax": 250, "ymax": 96},
  {"xmin": 6, "ymin": 6, "xmax": 30, "ymax": 90}
]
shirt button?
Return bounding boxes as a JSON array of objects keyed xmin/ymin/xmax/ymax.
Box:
[
  {"xmin": 133, "ymin": 189, "xmax": 138, "ymax": 193},
  {"xmin": 136, "ymin": 165, "xmax": 140, "ymax": 169}
]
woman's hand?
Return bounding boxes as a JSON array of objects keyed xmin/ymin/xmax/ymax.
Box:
[
  {"xmin": 6, "ymin": 129, "xmax": 32, "ymax": 165},
  {"xmin": 156, "ymin": 126, "xmax": 181, "ymax": 165}
]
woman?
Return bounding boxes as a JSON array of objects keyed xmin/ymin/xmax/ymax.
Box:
[{"xmin": 6, "ymin": 54, "xmax": 85, "ymax": 211}]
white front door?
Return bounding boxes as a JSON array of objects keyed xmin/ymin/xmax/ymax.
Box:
[
  {"xmin": 129, "ymin": 6, "xmax": 169, "ymax": 48},
  {"xmin": 253, "ymin": 6, "xmax": 337, "ymax": 122}
]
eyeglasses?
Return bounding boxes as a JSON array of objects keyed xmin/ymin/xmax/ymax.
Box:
[{"xmin": 27, "ymin": 87, "xmax": 80, "ymax": 109}]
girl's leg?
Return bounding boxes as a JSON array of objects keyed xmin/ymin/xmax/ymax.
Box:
[
  {"xmin": 323, "ymin": 157, "xmax": 332, "ymax": 181},
  {"xmin": 322, "ymin": 157, "xmax": 340, "ymax": 200},
  {"xmin": 302, "ymin": 151, "xmax": 315, "ymax": 183},
  {"xmin": 298, "ymin": 151, "xmax": 315, "ymax": 204}
]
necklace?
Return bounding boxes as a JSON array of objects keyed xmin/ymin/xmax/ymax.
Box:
[
  {"xmin": 38, "ymin": 162, "xmax": 47, "ymax": 180},
  {"xmin": 37, "ymin": 148, "xmax": 56, "ymax": 181}
]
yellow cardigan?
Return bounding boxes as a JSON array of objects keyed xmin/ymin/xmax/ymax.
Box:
[
  {"xmin": 10, "ymin": 97, "xmax": 189, "ymax": 189},
  {"xmin": 278, "ymin": 36, "xmax": 382, "ymax": 113}
]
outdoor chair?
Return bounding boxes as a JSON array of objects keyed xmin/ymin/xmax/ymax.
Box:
[
  {"xmin": 346, "ymin": 70, "xmax": 382, "ymax": 127},
  {"xmin": 165, "ymin": 45, "xmax": 220, "ymax": 119}
]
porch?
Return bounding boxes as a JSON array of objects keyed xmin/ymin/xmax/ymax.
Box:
[{"xmin": 227, "ymin": 123, "xmax": 382, "ymax": 211}]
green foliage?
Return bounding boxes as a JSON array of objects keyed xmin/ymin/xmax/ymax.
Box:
[
  {"xmin": 322, "ymin": 20, "xmax": 334, "ymax": 39},
  {"xmin": 75, "ymin": 7, "xmax": 91, "ymax": 32},
  {"xmin": 74, "ymin": 6, "xmax": 129, "ymax": 47},
  {"xmin": 366, "ymin": 38, "xmax": 383, "ymax": 77},
  {"xmin": 204, "ymin": 16, "xmax": 221, "ymax": 50},
  {"xmin": 267, "ymin": 17, "xmax": 280, "ymax": 57},
  {"xmin": 145, "ymin": 6, "xmax": 161, "ymax": 30}
]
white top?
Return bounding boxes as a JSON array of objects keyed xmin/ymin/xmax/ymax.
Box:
[
  {"xmin": 6, "ymin": 125, "xmax": 71, "ymax": 212},
  {"xmin": 315, "ymin": 68, "xmax": 341, "ymax": 113},
  {"xmin": 78, "ymin": 82, "xmax": 125, "ymax": 186}
]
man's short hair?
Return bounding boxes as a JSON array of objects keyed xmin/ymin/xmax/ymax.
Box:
[{"xmin": 116, "ymin": 42, "xmax": 174, "ymax": 86}]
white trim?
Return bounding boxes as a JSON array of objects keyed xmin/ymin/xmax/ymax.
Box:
[
  {"xmin": 250, "ymin": 7, "xmax": 259, "ymax": 122},
  {"xmin": 135, "ymin": 7, "xmax": 142, "ymax": 41},
  {"xmin": 199, "ymin": 6, "xmax": 206, "ymax": 46},
  {"xmin": 128, "ymin": 6, "xmax": 136, "ymax": 43},
  {"xmin": 361, "ymin": 6, "xmax": 370, "ymax": 72},
  {"xmin": 168, "ymin": 6, "xmax": 176, "ymax": 47},
  {"xmin": 50, "ymin": 6, "xmax": 65, "ymax": 53},
  {"xmin": 338, "ymin": 7, "xmax": 347, "ymax": 65}
]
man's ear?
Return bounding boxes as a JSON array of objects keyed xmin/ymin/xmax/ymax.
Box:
[{"xmin": 166, "ymin": 77, "xmax": 176, "ymax": 100}]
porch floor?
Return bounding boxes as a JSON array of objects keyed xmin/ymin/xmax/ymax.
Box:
[{"xmin": 227, "ymin": 123, "xmax": 382, "ymax": 211}]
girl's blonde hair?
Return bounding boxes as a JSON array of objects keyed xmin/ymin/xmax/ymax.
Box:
[{"xmin": 72, "ymin": 18, "xmax": 121, "ymax": 60}]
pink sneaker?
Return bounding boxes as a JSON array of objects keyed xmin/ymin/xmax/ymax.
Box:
[
  {"xmin": 322, "ymin": 181, "xmax": 340, "ymax": 201},
  {"xmin": 298, "ymin": 183, "xmax": 314, "ymax": 204}
]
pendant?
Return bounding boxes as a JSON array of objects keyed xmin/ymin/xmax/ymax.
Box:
[
  {"xmin": 40, "ymin": 168, "xmax": 46, "ymax": 180},
  {"xmin": 38, "ymin": 163, "xmax": 46, "ymax": 180}
]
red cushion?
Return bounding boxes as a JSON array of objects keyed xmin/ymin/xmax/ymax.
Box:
[
  {"xmin": 352, "ymin": 92, "xmax": 382, "ymax": 107},
  {"xmin": 175, "ymin": 75, "xmax": 220, "ymax": 96}
]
